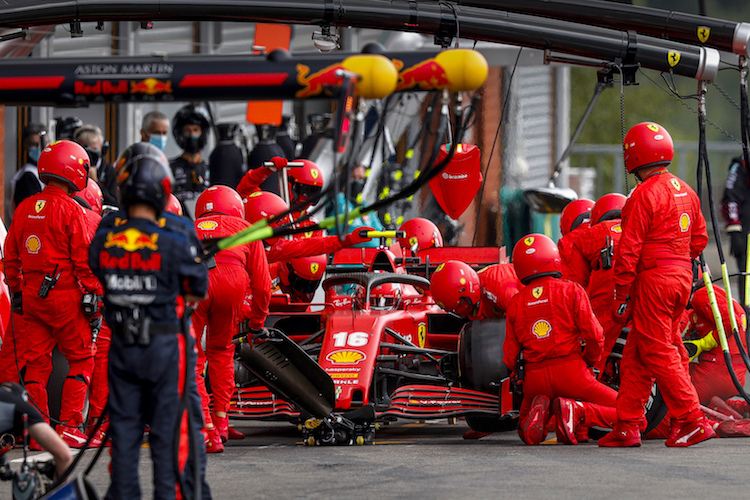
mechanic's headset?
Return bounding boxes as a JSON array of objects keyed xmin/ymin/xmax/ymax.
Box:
[{"xmin": 73, "ymin": 126, "xmax": 110, "ymax": 158}]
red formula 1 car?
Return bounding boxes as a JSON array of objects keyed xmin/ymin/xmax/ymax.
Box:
[{"xmin": 228, "ymin": 244, "xmax": 519, "ymax": 444}]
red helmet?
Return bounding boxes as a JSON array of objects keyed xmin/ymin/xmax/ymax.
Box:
[
  {"xmin": 38, "ymin": 140, "xmax": 90, "ymax": 192},
  {"xmin": 560, "ymin": 199, "xmax": 594, "ymax": 236},
  {"xmin": 512, "ymin": 233, "xmax": 562, "ymax": 285},
  {"xmin": 164, "ymin": 193, "xmax": 183, "ymax": 216},
  {"xmin": 355, "ymin": 281, "xmax": 402, "ymax": 311},
  {"xmin": 623, "ymin": 122, "xmax": 674, "ymax": 173},
  {"xmin": 278, "ymin": 254, "xmax": 327, "ymax": 303},
  {"xmin": 243, "ymin": 191, "xmax": 292, "ymax": 245},
  {"xmin": 430, "ymin": 260, "xmax": 481, "ymax": 317},
  {"xmin": 73, "ymin": 178, "xmax": 103, "ymax": 214},
  {"xmin": 288, "ymin": 160, "xmax": 324, "ymax": 204},
  {"xmin": 195, "ymin": 185, "xmax": 244, "ymax": 219},
  {"xmin": 591, "ymin": 193, "xmax": 627, "ymax": 225},
  {"xmin": 397, "ymin": 218, "xmax": 443, "ymax": 254}
]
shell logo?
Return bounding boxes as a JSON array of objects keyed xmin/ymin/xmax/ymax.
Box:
[
  {"xmin": 34, "ymin": 200, "xmax": 46, "ymax": 213},
  {"xmin": 670, "ymin": 179, "xmax": 681, "ymax": 191},
  {"xmin": 310, "ymin": 263, "xmax": 320, "ymax": 275},
  {"xmin": 524, "ymin": 236, "xmax": 535, "ymax": 246},
  {"xmin": 326, "ymin": 350, "xmax": 366, "ymax": 364},
  {"xmin": 197, "ymin": 220, "xmax": 219, "ymax": 231},
  {"xmin": 679, "ymin": 213, "xmax": 691, "ymax": 232},
  {"xmin": 532, "ymin": 319, "xmax": 552, "ymax": 339},
  {"xmin": 532, "ymin": 287, "xmax": 543, "ymax": 299},
  {"xmin": 25, "ymin": 235, "xmax": 41, "ymax": 254},
  {"xmin": 612, "ymin": 225, "xmax": 622, "ymax": 233}
]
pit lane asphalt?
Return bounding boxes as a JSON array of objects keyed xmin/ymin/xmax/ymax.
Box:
[{"xmin": 7, "ymin": 418, "xmax": 750, "ymax": 499}]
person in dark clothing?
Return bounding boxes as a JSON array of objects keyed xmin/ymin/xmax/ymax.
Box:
[
  {"xmin": 74, "ymin": 125, "xmax": 119, "ymax": 208},
  {"xmin": 721, "ymin": 156, "xmax": 750, "ymax": 305},
  {"xmin": 170, "ymin": 105, "xmax": 211, "ymax": 209},
  {"xmin": 208, "ymin": 123, "xmax": 246, "ymax": 189},
  {"xmin": 8, "ymin": 123, "xmax": 47, "ymax": 220}
]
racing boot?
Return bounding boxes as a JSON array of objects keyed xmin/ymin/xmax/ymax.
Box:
[
  {"xmin": 56, "ymin": 421, "xmax": 90, "ymax": 449},
  {"xmin": 708, "ymin": 396, "xmax": 743, "ymax": 420},
  {"xmin": 463, "ymin": 430, "xmax": 492, "ymax": 440},
  {"xmin": 214, "ymin": 414, "xmax": 245, "ymax": 442},
  {"xmin": 665, "ymin": 418, "xmax": 716, "ymax": 447},
  {"xmin": 716, "ymin": 418, "xmax": 750, "ymax": 437},
  {"xmin": 597, "ymin": 422, "xmax": 641, "ymax": 447},
  {"xmin": 88, "ymin": 420, "xmax": 110, "ymax": 448},
  {"xmin": 520, "ymin": 395, "xmax": 550, "ymax": 445},
  {"xmin": 204, "ymin": 427, "xmax": 225, "ymax": 453},
  {"xmin": 724, "ymin": 398, "xmax": 750, "ymax": 417},
  {"xmin": 552, "ymin": 398, "xmax": 584, "ymax": 445}
]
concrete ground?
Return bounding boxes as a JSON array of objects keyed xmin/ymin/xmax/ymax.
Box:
[{"xmin": 5, "ymin": 418, "xmax": 750, "ymax": 499}]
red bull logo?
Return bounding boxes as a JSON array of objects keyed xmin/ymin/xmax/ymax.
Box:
[
  {"xmin": 130, "ymin": 78, "xmax": 173, "ymax": 95},
  {"xmin": 100, "ymin": 251, "xmax": 162, "ymax": 272},
  {"xmin": 395, "ymin": 59, "xmax": 451, "ymax": 92},
  {"xmin": 295, "ymin": 63, "xmax": 346, "ymax": 98},
  {"xmin": 104, "ymin": 228, "xmax": 159, "ymax": 252}
]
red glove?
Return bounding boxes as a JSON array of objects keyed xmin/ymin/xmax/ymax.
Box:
[
  {"xmin": 344, "ymin": 227, "xmax": 375, "ymax": 247},
  {"xmin": 269, "ymin": 156, "xmax": 288, "ymax": 172}
]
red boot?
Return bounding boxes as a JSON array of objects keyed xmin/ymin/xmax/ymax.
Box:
[
  {"xmin": 552, "ymin": 398, "xmax": 585, "ymax": 445},
  {"xmin": 598, "ymin": 422, "xmax": 641, "ymax": 447},
  {"xmin": 89, "ymin": 420, "xmax": 111, "ymax": 448},
  {"xmin": 463, "ymin": 430, "xmax": 492, "ymax": 440},
  {"xmin": 724, "ymin": 398, "xmax": 750, "ymax": 417},
  {"xmin": 204, "ymin": 427, "xmax": 225, "ymax": 453},
  {"xmin": 214, "ymin": 415, "xmax": 245, "ymax": 442},
  {"xmin": 716, "ymin": 418, "xmax": 750, "ymax": 437},
  {"xmin": 521, "ymin": 395, "xmax": 550, "ymax": 445},
  {"xmin": 665, "ymin": 418, "xmax": 716, "ymax": 447},
  {"xmin": 56, "ymin": 421, "xmax": 90, "ymax": 449}
]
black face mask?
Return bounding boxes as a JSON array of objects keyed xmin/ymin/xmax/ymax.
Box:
[
  {"xmin": 183, "ymin": 135, "xmax": 202, "ymax": 154},
  {"xmin": 85, "ymin": 147, "xmax": 100, "ymax": 167},
  {"xmin": 348, "ymin": 180, "xmax": 364, "ymax": 203}
]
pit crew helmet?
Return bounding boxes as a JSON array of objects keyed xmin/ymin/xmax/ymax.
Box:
[
  {"xmin": 74, "ymin": 178, "xmax": 104, "ymax": 215},
  {"xmin": 115, "ymin": 142, "xmax": 174, "ymax": 215},
  {"xmin": 243, "ymin": 191, "xmax": 293, "ymax": 245},
  {"xmin": 278, "ymin": 254, "xmax": 327, "ymax": 303},
  {"xmin": 195, "ymin": 185, "xmax": 244, "ymax": 219},
  {"xmin": 623, "ymin": 122, "xmax": 674, "ymax": 174},
  {"xmin": 430, "ymin": 260, "xmax": 481, "ymax": 317},
  {"xmin": 38, "ymin": 140, "xmax": 90, "ymax": 193},
  {"xmin": 355, "ymin": 281, "xmax": 402, "ymax": 311},
  {"xmin": 512, "ymin": 233, "xmax": 562, "ymax": 285},
  {"xmin": 287, "ymin": 159, "xmax": 324, "ymax": 205},
  {"xmin": 397, "ymin": 218, "xmax": 443, "ymax": 254},
  {"xmin": 560, "ymin": 199, "xmax": 594, "ymax": 236},
  {"xmin": 165, "ymin": 193, "xmax": 184, "ymax": 216},
  {"xmin": 591, "ymin": 193, "xmax": 627, "ymax": 225},
  {"xmin": 172, "ymin": 104, "xmax": 211, "ymax": 152}
]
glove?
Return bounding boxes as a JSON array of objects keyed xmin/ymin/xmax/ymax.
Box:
[
  {"xmin": 249, "ymin": 327, "xmax": 270, "ymax": 340},
  {"xmin": 10, "ymin": 292, "xmax": 22, "ymax": 315},
  {"xmin": 730, "ymin": 231, "xmax": 746, "ymax": 259},
  {"xmin": 683, "ymin": 331, "xmax": 719, "ymax": 362},
  {"xmin": 269, "ymin": 156, "xmax": 288, "ymax": 172},
  {"xmin": 344, "ymin": 227, "xmax": 375, "ymax": 247}
]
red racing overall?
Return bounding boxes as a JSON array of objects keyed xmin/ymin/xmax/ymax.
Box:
[
  {"xmin": 504, "ymin": 276, "xmax": 617, "ymax": 443},
  {"xmin": 472, "ymin": 263, "xmax": 523, "ymax": 320},
  {"xmin": 612, "ymin": 170, "xmax": 708, "ymax": 427}
]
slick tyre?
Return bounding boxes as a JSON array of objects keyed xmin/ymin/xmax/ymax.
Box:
[{"xmin": 457, "ymin": 319, "xmax": 508, "ymax": 394}]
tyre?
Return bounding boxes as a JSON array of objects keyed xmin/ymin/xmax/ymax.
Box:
[{"xmin": 457, "ymin": 318, "xmax": 508, "ymax": 394}]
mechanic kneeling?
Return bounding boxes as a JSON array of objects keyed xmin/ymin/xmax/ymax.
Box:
[
  {"xmin": 89, "ymin": 145, "xmax": 211, "ymax": 499},
  {"xmin": 504, "ymin": 234, "xmax": 620, "ymax": 445}
]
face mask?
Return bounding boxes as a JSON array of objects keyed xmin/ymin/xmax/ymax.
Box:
[
  {"xmin": 28, "ymin": 147, "xmax": 41, "ymax": 165},
  {"xmin": 149, "ymin": 134, "xmax": 168, "ymax": 151},
  {"xmin": 348, "ymin": 180, "xmax": 364, "ymax": 204},
  {"xmin": 183, "ymin": 134, "xmax": 202, "ymax": 154},
  {"xmin": 85, "ymin": 148, "xmax": 101, "ymax": 167}
]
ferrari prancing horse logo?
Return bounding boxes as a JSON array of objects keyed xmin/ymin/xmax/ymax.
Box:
[
  {"xmin": 667, "ymin": 51, "xmax": 681, "ymax": 67},
  {"xmin": 34, "ymin": 200, "xmax": 46, "ymax": 213},
  {"xmin": 524, "ymin": 236, "xmax": 535, "ymax": 246},
  {"xmin": 671, "ymin": 178, "xmax": 681, "ymax": 191},
  {"xmin": 697, "ymin": 26, "xmax": 710, "ymax": 43},
  {"xmin": 532, "ymin": 287, "xmax": 543, "ymax": 299},
  {"xmin": 310, "ymin": 263, "xmax": 319, "ymax": 274}
]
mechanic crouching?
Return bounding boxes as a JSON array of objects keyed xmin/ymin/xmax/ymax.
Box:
[
  {"xmin": 89, "ymin": 147, "xmax": 211, "ymax": 499},
  {"xmin": 503, "ymin": 234, "xmax": 620, "ymax": 445}
]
